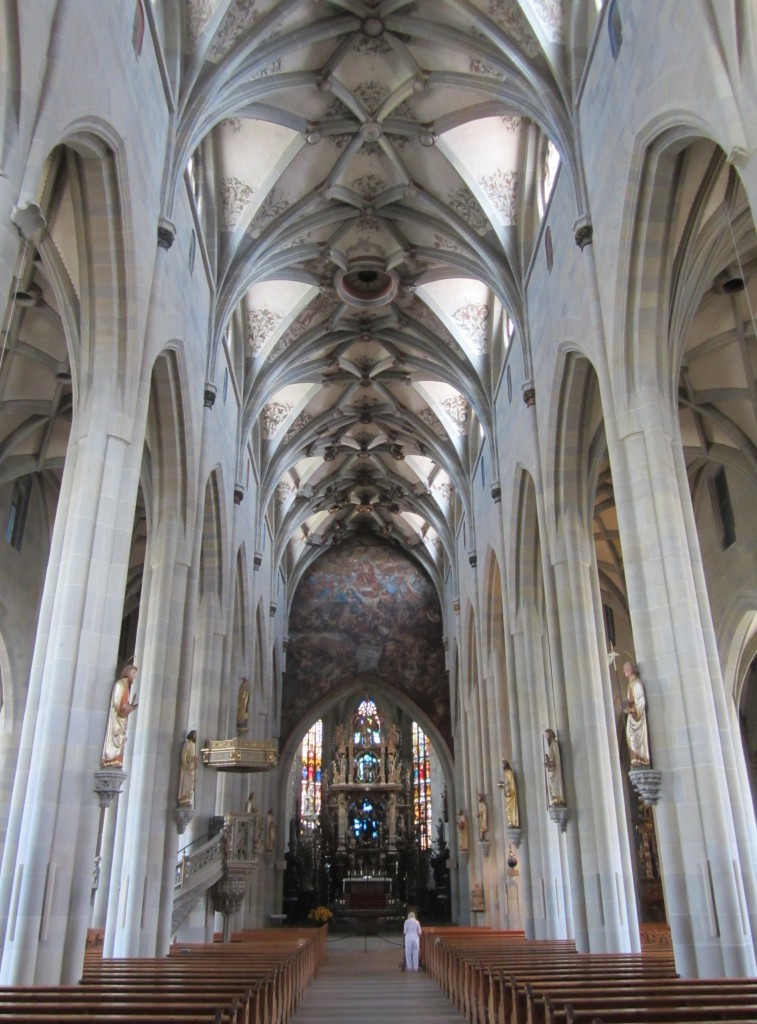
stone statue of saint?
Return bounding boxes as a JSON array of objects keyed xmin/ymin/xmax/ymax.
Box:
[
  {"xmin": 436, "ymin": 816, "xmax": 445, "ymax": 850},
  {"xmin": 457, "ymin": 809, "xmax": 469, "ymax": 852},
  {"xmin": 236, "ymin": 677, "xmax": 250, "ymax": 733},
  {"xmin": 265, "ymin": 808, "xmax": 275, "ymax": 852},
  {"xmin": 501, "ymin": 760, "xmax": 520, "ymax": 828},
  {"xmin": 177, "ymin": 730, "xmax": 198, "ymax": 806},
  {"xmin": 477, "ymin": 793, "xmax": 488, "ymax": 840},
  {"xmin": 101, "ymin": 662, "xmax": 139, "ymax": 767},
  {"xmin": 543, "ymin": 728, "xmax": 566, "ymax": 807},
  {"xmin": 387, "ymin": 722, "xmax": 401, "ymax": 752},
  {"xmin": 333, "ymin": 723, "xmax": 345, "ymax": 750},
  {"xmin": 622, "ymin": 662, "xmax": 651, "ymax": 767}
]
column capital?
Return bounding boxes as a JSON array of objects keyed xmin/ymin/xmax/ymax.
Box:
[
  {"xmin": 157, "ymin": 217, "xmax": 176, "ymax": 250},
  {"xmin": 573, "ymin": 216, "xmax": 593, "ymax": 250}
]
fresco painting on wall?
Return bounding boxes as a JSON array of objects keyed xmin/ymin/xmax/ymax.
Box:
[{"xmin": 283, "ymin": 535, "xmax": 448, "ymax": 745}]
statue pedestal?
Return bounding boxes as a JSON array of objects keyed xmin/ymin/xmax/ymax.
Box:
[
  {"xmin": 629, "ymin": 767, "xmax": 663, "ymax": 806},
  {"xmin": 507, "ymin": 826, "xmax": 524, "ymax": 848},
  {"xmin": 93, "ymin": 767, "xmax": 126, "ymax": 809},
  {"xmin": 548, "ymin": 805, "xmax": 569, "ymax": 832},
  {"xmin": 174, "ymin": 804, "xmax": 195, "ymax": 834}
]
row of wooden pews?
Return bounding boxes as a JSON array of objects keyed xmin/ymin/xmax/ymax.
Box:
[
  {"xmin": 424, "ymin": 928, "xmax": 757, "ymax": 1024},
  {"xmin": 0, "ymin": 925, "xmax": 326, "ymax": 1024}
]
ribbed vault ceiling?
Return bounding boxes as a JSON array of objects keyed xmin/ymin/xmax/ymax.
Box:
[
  {"xmin": 181, "ymin": 0, "xmax": 572, "ymax": 588},
  {"xmin": 4, "ymin": 2, "xmax": 756, "ymax": 612}
]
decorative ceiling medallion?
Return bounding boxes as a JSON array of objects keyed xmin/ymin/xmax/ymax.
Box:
[
  {"xmin": 362, "ymin": 17, "xmax": 384, "ymax": 38},
  {"xmin": 335, "ymin": 259, "xmax": 400, "ymax": 309}
]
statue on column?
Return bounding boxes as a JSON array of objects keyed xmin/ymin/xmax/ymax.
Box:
[
  {"xmin": 622, "ymin": 662, "xmax": 651, "ymax": 767},
  {"xmin": 501, "ymin": 760, "xmax": 520, "ymax": 828},
  {"xmin": 177, "ymin": 730, "xmax": 198, "ymax": 806},
  {"xmin": 387, "ymin": 722, "xmax": 401, "ymax": 752},
  {"xmin": 101, "ymin": 661, "xmax": 139, "ymax": 767},
  {"xmin": 236, "ymin": 677, "xmax": 250, "ymax": 733},
  {"xmin": 543, "ymin": 729, "xmax": 566, "ymax": 807},
  {"xmin": 333, "ymin": 722, "xmax": 345, "ymax": 750},
  {"xmin": 477, "ymin": 793, "xmax": 488, "ymax": 840},
  {"xmin": 332, "ymin": 750, "xmax": 346, "ymax": 784},
  {"xmin": 457, "ymin": 809, "xmax": 469, "ymax": 852}
]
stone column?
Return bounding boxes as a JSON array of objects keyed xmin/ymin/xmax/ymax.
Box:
[
  {"xmin": 110, "ymin": 531, "xmax": 193, "ymax": 959},
  {"xmin": 511, "ymin": 609, "xmax": 567, "ymax": 939},
  {"xmin": 611, "ymin": 413, "xmax": 757, "ymax": 976},
  {"xmin": 91, "ymin": 801, "xmax": 119, "ymax": 929},
  {"xmin": 0, "ymin": 415, "xmax": 143, "ymax": 984},
  {"xmin": 550, "ymin": 511, "xmax": 638, "ymax": 953}
]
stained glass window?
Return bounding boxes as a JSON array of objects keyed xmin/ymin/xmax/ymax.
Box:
[
  {"xmin": 353, "ymin": 698, "xmax": 381, "ymax": 746},
  {"xmin": 412, "ymin": 722, "xmax": 433, "ymax": 850},
  {"xmin": 300, "ymin": 719, "xmax": 322, "ymax": 830}
]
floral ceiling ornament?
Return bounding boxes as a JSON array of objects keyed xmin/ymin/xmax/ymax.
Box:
[
  {"xmin": 419, "ymin": 406, "xmax": 448, "ymax": 438},
  {"xmin": 532, "ymin": 0, "xmax": 566, "ymax": 43},
  {"xmin": 469, "ymin": 57, "xmax": 505, "ymax": 79},
  {"xmin": 249, "ymin": 187, "xmax": 291, "ymax": 237},
  {"xmin": 432, "ymin": 480, "xmax": 454, "ymax": 506},
  {"xmin": 220, "ymin": 177, "xmax": 256, "ymax": 229},
  {"xmin": 354, "ymin": 34, "xmax": 393, "ymax": 56},
  {"xmin": 501, "ymin": 115, "xmax": 523, "ymax": 132},
  {"xmin": 453, "ymin": 301, "xmax": 490, "ymax": 354},
  {"xmin": 247, "ymin": 308, "xmax": 283, "ymax": 355},
  {"xmin": 447, "ymin": 186, "xmax": 489, "ymax": 232},
  {"xmin": 354, "ymin": 80, "xmax": 390, "ymax": 115},
  {"xmin": 269, "ymin": 293, "xmax": 337, "ymax": 356},
  {"xmin": 478, "ymin": 168, "xmax": 519, "ymax": 225},
  {"xmin": 208, "ymin": 0, "xmax": 262, "ymax": 63},
  {"xmin": 402, "ymin": 295, "xmax": 457, "ymax": 349},
  {"xmin": 275, "ymin": 480, "xmax": 296, "ymax": 510},
  {"xmin": 487, "ymin": 0, "xmax": 542, "ymax": 58},
  {"xmin": 351, "ymin": 173, "xmax": 387, "ymax": 200},
  {"xmin": 250, "ymin": 57, "xmax": 282, "ymax": 79},
  {"xmin": 441, "ymin": 393, "xmax": 470, "ymax": 435},
  {"xmin": 433, "ymin": 233, "xmax": 467, "ymax": 254},
  {"xmin": 283, "ymin": 410, "xmax": 313, "ymax": 444},
  {"xmin": 262, "ymin": 401, "xmax": 293, "ymax": 439},
  {"xmin": 184, "ymin": 0, "xmax": 216, "ymax": 53}
]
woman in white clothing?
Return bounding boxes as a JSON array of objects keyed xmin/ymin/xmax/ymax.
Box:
[{"xmin": 403, "ymin": 911, "xmax": 422, "ymax": 971}]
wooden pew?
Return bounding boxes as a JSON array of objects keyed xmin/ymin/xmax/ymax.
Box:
[
  {"xmin": 422, "ymin": 929, "xmax": 677, "ymax": 1024},
  {"xmin": 548, "ymin": 991, "xmax": 757, "ymax": 1024},
  {"xmin": 0, "ymin": 928, "xmax": 323, "ymax": 1024},
  {"xmin": 527, "ymin": 978, "xmax": 757, "ymax": 1024}
]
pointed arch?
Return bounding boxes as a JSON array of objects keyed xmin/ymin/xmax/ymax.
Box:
[
  {"xmin": 253, "ymin": 597, "xmax": 267, "ymax": 730},
  {"xmin": 199, "ymin": 468, "xmax": 225, "ymax": 604},
  {"xmin": 548, "ymin": 349, "xmax": 604, "ymax": 549},
  {"xmin": 145, "ymin": 348, "xmax": 191, "ymax": 530}
]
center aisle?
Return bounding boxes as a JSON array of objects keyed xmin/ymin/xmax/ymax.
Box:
[{"xmin": 290, "ymin": 934, "xmax": 467, "ymax": 1023}]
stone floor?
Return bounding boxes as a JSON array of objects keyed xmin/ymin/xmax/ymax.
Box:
[{"xmin": 290, "ymin": 934, "xmax": 467, "ymax": 1022}]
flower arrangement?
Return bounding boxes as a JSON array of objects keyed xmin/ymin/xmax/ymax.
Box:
[{"xmin": 307, "ymin": 906, "xmax": 333, "ymax": 924}]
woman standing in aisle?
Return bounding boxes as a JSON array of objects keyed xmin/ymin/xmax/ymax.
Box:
[{"xmin": 403, "ymin": 911, "xmax": 422, "ymax": 971}]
